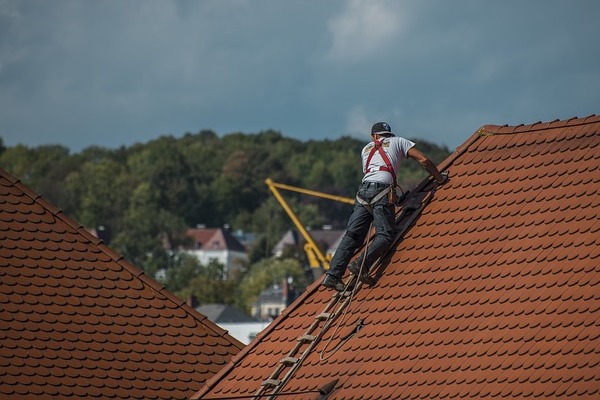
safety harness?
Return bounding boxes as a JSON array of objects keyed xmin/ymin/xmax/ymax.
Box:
[
  {"xmin": 356, "ymin": 138, "xmax": 404, "ymax": 211},
  {"xmin": 365, "ymin": 138, "xmax": 397, "ymax": 182}
]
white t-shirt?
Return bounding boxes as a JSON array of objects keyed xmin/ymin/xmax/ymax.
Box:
[{"xmin": 361, "ymin": 136, "xmax": 415, "ymax": 184}]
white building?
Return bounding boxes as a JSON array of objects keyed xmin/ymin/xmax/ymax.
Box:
[{"xmin": 184, "ymin": 227, "xmax": 248, "ymax": 273}]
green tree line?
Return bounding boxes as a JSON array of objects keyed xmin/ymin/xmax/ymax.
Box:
[{"xmin": 0, "ymin": 131, "xmax": 450, "ymax": 312}]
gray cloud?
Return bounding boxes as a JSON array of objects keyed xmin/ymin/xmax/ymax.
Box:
[{"xmin": 1, "ymin": 0, "xmax": 599, "ymax": 151}]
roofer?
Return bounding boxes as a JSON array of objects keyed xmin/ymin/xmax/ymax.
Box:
[{"xmin": 322, "ymin": 121, "xmax": 448, "ymax": 291}]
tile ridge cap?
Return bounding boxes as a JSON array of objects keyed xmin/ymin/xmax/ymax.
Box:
[{"xmin": 479, "ymin": 114, "xmax": 599, "ymax": 135}]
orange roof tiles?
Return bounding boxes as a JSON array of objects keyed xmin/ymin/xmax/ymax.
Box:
[
  {"xmin": 193, "ymin": 115, "xmax": 600, "ymax": 399},
  {"xmin": 0, "ymin": 169, "xmax": 244, "ymax": 399}
]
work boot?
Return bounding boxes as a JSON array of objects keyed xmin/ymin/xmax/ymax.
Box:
[
  {"xmin": 321, "ymin": 274, "xmax": 352, "ymax": 292},
  {"xmin": 348, "ymin": 259, "xmax": 375, "ymax": 285}
]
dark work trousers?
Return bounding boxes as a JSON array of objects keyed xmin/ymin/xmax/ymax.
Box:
[{"xmin": 328, "ymin": 181, "xmax": 397, "ymax": 279}]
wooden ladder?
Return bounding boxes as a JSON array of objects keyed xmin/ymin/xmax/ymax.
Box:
[{"xmin": 253, "ymin": 285, "xmax": 358, "ymax": 399}]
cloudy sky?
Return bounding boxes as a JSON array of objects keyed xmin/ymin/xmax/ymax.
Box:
[{"xmin": 1, "ymin": 0, "xmax": 599, "ymax": 152}]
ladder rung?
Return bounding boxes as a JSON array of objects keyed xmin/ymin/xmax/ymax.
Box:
[
  {"xmin": 261, "ymin": 379, "xmax": 280, "ymax": 387},
  {"xmin": 279, "ymin": 356, "xmax": 299, "ymax": 366},
  {"xmin": 336, "ymin": 290, "xmax": 352, "ymax": 298},
  {"xmin": 297, "ymin": 334, "xmax": 316, "ymax": 343},
  {"xmin": 316, "ymin": 312, "xmax": 331, "ymax": 320}
]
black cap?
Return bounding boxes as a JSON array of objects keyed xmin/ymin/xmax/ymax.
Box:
[{"xmin": 371, "ymin": 121, "xmax": 393, "ymax": 136}]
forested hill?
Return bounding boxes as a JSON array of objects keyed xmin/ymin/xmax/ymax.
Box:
[{"xmin": 0, "ymin": 130, "xmax": 451, "ymax": 273}]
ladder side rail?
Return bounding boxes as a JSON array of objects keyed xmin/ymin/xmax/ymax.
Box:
[{"xmin": 265, "ymin": 288, "xmax": 358, "ymax": 399}]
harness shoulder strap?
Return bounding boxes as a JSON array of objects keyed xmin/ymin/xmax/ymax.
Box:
[{"xmin": 365, "ymin": 139, "xmax": 397, "ymax": 183}]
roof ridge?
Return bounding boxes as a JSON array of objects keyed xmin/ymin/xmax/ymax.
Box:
[
  {"xmin": 212, "ymin": 228, "xmax": 246, "ymax": 252},
  {"xmin": 0, "ymin": 167, "xmax": 244, "ymax": 351},
  {"xmin": 478, "ymin": 114, "xmax": 599, "ymax": 136}
]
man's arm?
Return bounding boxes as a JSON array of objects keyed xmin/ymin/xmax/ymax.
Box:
[{"xmin": 407, "ymin": 147, "xmax": 447, "ymax": 183}]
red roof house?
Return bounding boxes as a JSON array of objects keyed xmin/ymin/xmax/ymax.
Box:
[
  {"xmin": 184, "ymin": 227, "xmax": 248, "ymax": 273},
  {"xmin": 192, "ymin": 115, "xmax": 600, "ymax": 399},
  {"xmin": 0, "ymin": 169, "xmax": 244, "ymax": 399}
]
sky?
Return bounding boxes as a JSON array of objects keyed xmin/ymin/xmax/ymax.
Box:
[{"xmin": 1, "ymin": 0, "xmax": 599, "ymax": 152}]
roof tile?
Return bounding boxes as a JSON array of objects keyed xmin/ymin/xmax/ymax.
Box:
[
  {"xmin": 0, "ymin": 168, "xmax": 244, "ymax": 399},
  {"xmin": 192, "ymin": 115, "xmax": 600, "ymax": 399}
]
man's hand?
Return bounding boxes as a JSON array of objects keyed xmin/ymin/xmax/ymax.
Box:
[
  {"xmin": 407, "ymin": 147, "xmax": 447, "ymax": 184},
  {"xmin": 437, "ymin": 171, "xmax": 449, "ymax": 184}
]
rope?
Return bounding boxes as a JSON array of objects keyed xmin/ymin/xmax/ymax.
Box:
[{"xmin": 318, "ymin": 222, "xmax": 373, "ymax": 361}]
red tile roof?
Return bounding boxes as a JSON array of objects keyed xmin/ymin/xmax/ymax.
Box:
[
  {"xmin": 192, "ymin": 115, "xmax": 600, "ymax": 399},
  {"xmin": 0, "ymin": 169, "xmax": 244, "ymax": 399},
  {"xmin": 185, "ymin": 227, "xmax": 246, "ymax": 252}
]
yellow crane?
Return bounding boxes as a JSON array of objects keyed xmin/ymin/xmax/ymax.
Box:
[{"xmin": 265, "ymin": 178, "xmax": 354, "ymax": 276}]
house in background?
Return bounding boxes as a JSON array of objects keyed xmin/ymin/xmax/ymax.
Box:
[
  {"xmin": 193, "ymin": 115, "xmax": 600, "ymax": 400},
  {"xmin": 272, "ymin": 227, "xmax": 345, "ymax": 262},
  {"xmin": 194, "ymin": 303, "xmax": 268, "ymax": 345},
  {"xmin": 250, "ymin": 278, "xmax": 298, "ymax": 322},
  {"xmin": 183, "ymin": 226, "xmax": 248, "ymax": 273},
  {"xmin": 0, "ymin": 168, "xmax": 244, "ymax": 399}
]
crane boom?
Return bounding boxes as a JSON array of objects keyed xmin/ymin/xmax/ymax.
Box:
[
  {"xmin": 265, "ymin": 178, "xmax": 354, "ymax": 275},
  {"xmin": 266, "ymin": 179, "xmax": 355, "ymax": 205}
]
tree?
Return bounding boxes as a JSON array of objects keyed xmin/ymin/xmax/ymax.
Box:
[
  {"xmin": 173, "ymin": 258, "xmax": 241, "ymax": 306},
  {"xmin": 0, "ymin": 144, "xmax": 38, "ymax": 185},
  {"xmin": 163, "ymin": 254, "xmax": 203, "ymax": 293},
  {"xmin": 110, "ymin": 182, "xmax": 186, "ymax": 276},
  {"xmin": 127, "ymin": 136, "xmax": 198, "ymax": 224},
  {"xmin": 68, "ymin": 158, "xmax": 129, "ymax": 230}
]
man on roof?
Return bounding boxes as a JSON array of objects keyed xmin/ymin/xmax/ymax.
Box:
[{"xmin": 322, "ymin": 121, "xmax": 448, "ymax": 291}]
